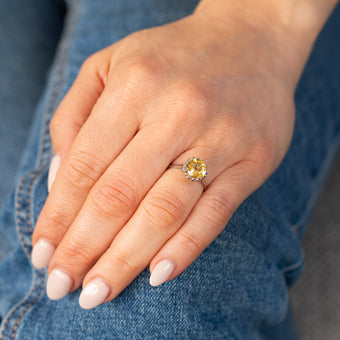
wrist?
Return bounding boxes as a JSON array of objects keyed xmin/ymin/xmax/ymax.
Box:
[{"xmin": 193, "ymin": 0, "xmax": 338, "ymax": 87}]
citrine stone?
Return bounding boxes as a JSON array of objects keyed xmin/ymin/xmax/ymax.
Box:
[{"xmin": 184, "ymin": 158, "xmax": 207, "ymax": 180}]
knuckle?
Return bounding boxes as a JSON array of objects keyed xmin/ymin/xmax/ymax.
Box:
[
  {"xmin": 59, "ymin": 239, "xmax": 97, "ymax": 266},
  {"xmin": 42, "ymin": 203, "xmax": 70, "ymax": 237},
  {"xmin": 176, "ymin": 82, "xmax": 209, "ymax": 109},
  {"xmin": 90, "ymin": 176, "xmax": 139, "ymax": 219},
  {"xmin": 142, "ymin": 191, "xmax": 186, "ymax": 229},
  {"xmin": 79, "ymin": 51, "xmax": 110, "ymax": 84},
  {"xmin": 124, "ymin": 56, "xmax": 164, "ymax": 90},
  {"xmin": 177, "ymin": 230, "xmax": 202, "ymax": 255},
  {"xmin": 64, "ymin": 150, "xmax": 103, "ymax": 191},
  {"xmin": 80, "ymin": 52, "xmax": 101, "ymax": 72},
  {"xmin": 169, "ymin": 82, "xmax": 210, "ymax": 127},
  {"xmin": 106, "ymin": 251, "xmax": 137, "ymax": 276},
  {"xmin": 203, "ymin": 193, "xmax": 232, "ymax": 225}
]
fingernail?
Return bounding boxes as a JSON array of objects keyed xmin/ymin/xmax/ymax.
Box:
[
  {"xmin": 79, "ymin": 279, "xmax": 110, "ymax": 309},
  {"xmin": 46, "ymin": 268, "xmax": 73, "ymax": 300},
  {"xmin": 149, "ymin": 259, "xmax": 175, "ymax": 287},
  {"xmin": 31, "ymin": 239, "xmax": 55, "ymax": 269},
  {"xmin": 48, "ymin": 154, "xmax": 61, "ymax": 192}
]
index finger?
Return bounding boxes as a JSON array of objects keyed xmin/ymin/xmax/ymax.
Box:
[{"xmin": 32, "ymin": 73, "xmax": 140, "ymax": 268}]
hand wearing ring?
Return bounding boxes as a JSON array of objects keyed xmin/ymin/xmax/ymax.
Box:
[{"xmin": 31, "ymin": 7, "xmax": 296, "ymax": 310}]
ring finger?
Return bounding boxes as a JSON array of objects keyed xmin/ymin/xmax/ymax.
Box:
[{"xmin": 57, "ymin": 152, "xmax": 223, "ymax": 308}]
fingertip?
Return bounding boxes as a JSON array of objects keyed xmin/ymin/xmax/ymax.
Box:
[
  {"xmin": 31, "ymin": 238, "xmax": 55, "ymax": 269},
  {"xmin": 79, "ymin": 278, "xmax": 110, "ymax": 309},
  {"xmin": 46, "ymin": 268, "xmax": 73, "ymax": 300},
  {"xmin": 149, "ymin": 259, "xmax": 176, "ymax": 287}
]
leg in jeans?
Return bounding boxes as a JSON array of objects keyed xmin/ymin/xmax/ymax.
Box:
[{"xmin": 0, "ymin": 0, "xmax": 339, "ymax": 338}]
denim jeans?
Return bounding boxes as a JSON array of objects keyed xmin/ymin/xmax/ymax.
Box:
[{"xmin": 0, "ymin": 0, "xmax": 339, "ymax": 339}]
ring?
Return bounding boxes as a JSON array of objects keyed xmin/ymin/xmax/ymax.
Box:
[{"xmin": 168, "ymin": 157, "xmax": 208, "ymax": 191}]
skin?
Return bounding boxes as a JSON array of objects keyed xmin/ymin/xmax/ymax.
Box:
[{"xmin": 32, "ymin": 0, "xmax": 339, "ymax": 306}]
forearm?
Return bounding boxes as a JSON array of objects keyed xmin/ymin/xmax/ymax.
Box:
[{"xmin": 194, "ymin": 0, "xmax": 339, "ymax": 86}]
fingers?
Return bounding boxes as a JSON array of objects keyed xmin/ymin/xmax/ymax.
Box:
[
  {"xmin": 45, "ymin": 139, "xmax": 199, "ymax": 298},
  {"xmin": 41, "ymin": 133, "xmax": 268, "ymax": 310},
  {"xmin": 47, "ymin": 151, "xmax": 224, "ymax": 307},
  {"xmin": 33, "ymin": 53, "xmax": 109, "ymax": 267},
  {"xmin": 76, "ymin": 165, "xmax": 205, "ymax": 308},
  {"xmin": 149, "ymin": 159, "xmax": 269, "ymax": 286},
  {"xmin": 32, "ymin": 53, "xmax": 170, "ymax": 256},
  {"xmin": 73, "ymin": 159, "xmax": 265, "ymax": 309},
  {"xmin": 32, "ymin": 81, "xmax": 140, "ymax": 262}
]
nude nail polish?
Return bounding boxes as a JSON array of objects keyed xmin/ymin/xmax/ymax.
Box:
[
  {"xmin": 79, "ymin": 279, "xmax": 110, "ymax": 309},
  {"xmin": 149, "ymin": 259, "xmax": 175, "ymax": 287},
  {"xmin": 48, "ymin": 154, "xmax": 61, "ymax": 192},
  {"xmin": 31, "ymin": 238, "xmax": 55, "ymax": 269},
  {"xmin": 46, "ymin": 268, "xmax": 73, "ymax": 300}
]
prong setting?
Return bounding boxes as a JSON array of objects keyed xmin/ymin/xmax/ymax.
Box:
[{"xmin": 182, "ymin": 157, "xmax": 208, "ymax": 181}]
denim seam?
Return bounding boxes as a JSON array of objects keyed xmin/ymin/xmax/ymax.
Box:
[
  {"xmin": 0, "ymin": 2, "xmax": 81, "ymax": 339},
  {"xmin": 252, "ymin": 133, "xmax": 340, "ymax": 278},
  {"xmin": 277, "ymin": 134, "xmax": 340, "ymax": 278},
  {"xmin": 0, "ymin": 172, "xmax": 48, "ymax": 340},
  {"xmin": 10, "ymin": 277, "xmax": 46, "ymax": 339},
  {"xmin": 290, "ymin": 133, "xmax": 340, "ymax": 235},
  {"xmin": 280, "ymin": 250, "xmax": 305, "ymax": 275}
]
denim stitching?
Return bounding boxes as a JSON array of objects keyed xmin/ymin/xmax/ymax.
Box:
[
  {"xmin": 18, "ymin": 176, "xmax": 36, "ymax": 254},
  {"xmin": 10, "ymin": 276, "xmax": 46, "ymax": 339},
  {"xmin": 0, "ymin": 2, "xmax": 80, "ymax": 338},
  {"xmin": 0, "ymin": 175, "xmax": 29, "ymax": 338},
  {"xmin": 0, "ymin": 171, "xmax": 48, "ymax": 340},
  {"xmin": 1, "ymin": 273, "xmax": 45, "ymax": 340}
]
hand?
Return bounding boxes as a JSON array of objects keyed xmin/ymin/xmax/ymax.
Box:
[{"xmin": 31, "ymin": 8, "xmax": 297, "ymax": 309}]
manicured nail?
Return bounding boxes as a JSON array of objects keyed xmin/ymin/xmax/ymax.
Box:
[
  {"xmin": 46, "ymin": 268, "xmax": 73, "ymax": 300},
  {"xmin": 31, "ymin": 238, "xmax": 55, "ymax": 269},
  {"xmin": 79, "ymin": 279, "xmax": 110, "ymax": 309},
  {"xmin": 149, "ymin": 259, "xmax": 175, "ymax": 287},
  {"xmin": 48, "ymin": 154, "xmax": 61, "ymax": 192}
]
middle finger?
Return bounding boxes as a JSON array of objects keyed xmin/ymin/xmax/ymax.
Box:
[{"xmin": 45, "ymin": 125, "xmax": 186, "ymax": 299}]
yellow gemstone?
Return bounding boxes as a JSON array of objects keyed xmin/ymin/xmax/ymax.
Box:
[{"xmin": 184, "ymin": 158, "xmax": 207, "ymax": 180}]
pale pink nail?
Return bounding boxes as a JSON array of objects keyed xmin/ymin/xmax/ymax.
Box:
[
  {"xmin": 46, "ymin": 268, "xmax": 73, "ymax": 300},
  {"xmin": 31, "ymin": 238, "xmax": 55, "ymax": 269},
  {"xmin": 79, "ymin": 279, "xmax": 110, "ymax": 309},
  {"xmin": 48, "ymin": 154, "xmax": 61, "ymax": 192},
  {"xmin": 149, "ymin": 259, "xmax": 175, "ymax": 287}
]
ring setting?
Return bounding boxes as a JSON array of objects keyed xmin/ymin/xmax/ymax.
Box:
[
  {"xmin": 168, "ymin": 157, "xmax": 208, "ymax": 190},
  {"xmin": 183, "ymin": 157, "xmax": 208, "ymax": 181}
]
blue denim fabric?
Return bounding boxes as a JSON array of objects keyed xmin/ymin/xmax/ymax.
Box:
[
  {"xmin": 0, "ymin": 0, "xmax": 339, "ymax": 339},
  {"xmin": 0, "ymin": 0, "xmax": 65, "ymax": 209}
]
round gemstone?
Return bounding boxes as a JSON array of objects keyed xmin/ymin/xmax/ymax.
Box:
[{"xmin": 184, "ymin": 158, "xmax": 207, "ymax": 180}]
